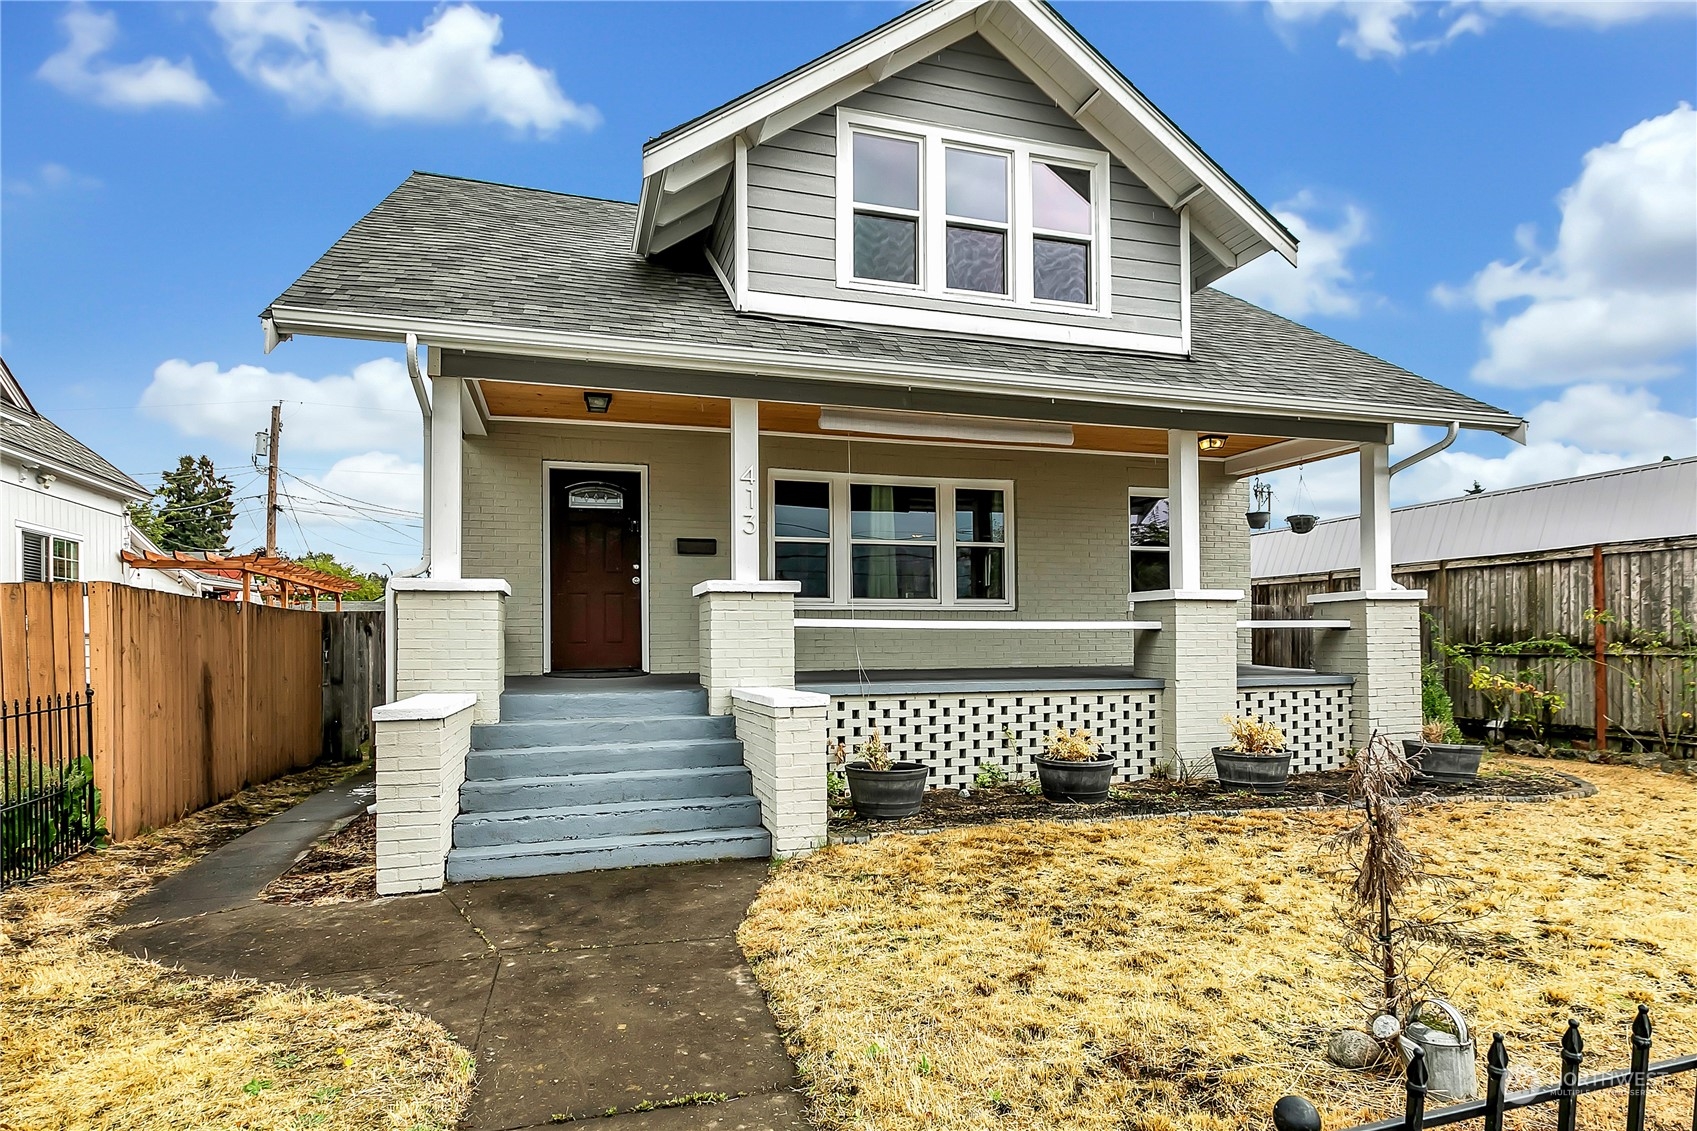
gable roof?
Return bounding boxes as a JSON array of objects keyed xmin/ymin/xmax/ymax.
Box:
[
  {"xmin": 265, "ymin": 173, "xmax": 1521, "ymax": 441},
  {"xmin": 635, "ymin": 0, "xmax": 1295, "ymax": 281},
  {"xmin": 0, "ymin": 356, "xmax": 148, "ymax": 499},
  {"xmin": 1251, "ymin": 457, "xmax": 1697, "ymax": 578}
]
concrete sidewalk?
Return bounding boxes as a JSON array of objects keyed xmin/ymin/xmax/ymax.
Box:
[{"xmin": 117, "ymin": 792, "xmax": 809, "ymax": 1130}]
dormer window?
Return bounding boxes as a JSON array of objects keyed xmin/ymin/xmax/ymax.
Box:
[{"xmin": 836, "ymin": 110, "xmax": 1109, "ymax": 314}]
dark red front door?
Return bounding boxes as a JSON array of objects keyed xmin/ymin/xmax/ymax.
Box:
[{"xmin": 550, "ymin": 470, "xmax": 643, "ymax": 672}]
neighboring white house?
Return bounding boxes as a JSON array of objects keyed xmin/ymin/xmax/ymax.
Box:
[{"xmin": 0, "ymin": 356, "xmax": 213, "ymax": 597}]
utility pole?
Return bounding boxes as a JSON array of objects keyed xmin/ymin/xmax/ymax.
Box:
[{"xmin": 264, "ymin": 402, "xmax": 282, "ymax": 556}]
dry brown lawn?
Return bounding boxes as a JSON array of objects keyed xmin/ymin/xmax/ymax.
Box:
[
  {"xmin": 742, "ymin": 760, "xmax": 1697, "ymax": 1131},
  {"xmin": 1, "ymin": 764, "xmax": 474, "ymax": 1131}
]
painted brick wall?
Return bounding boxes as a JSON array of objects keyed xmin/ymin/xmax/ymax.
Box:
[
  {"xmin": 1133, "ymin": 596, "xmax": 1241, "ymax": 771},
  {"xmin": 461, "ymin": 421, "xmax": 1251, "ymax": 675},
  {"xmin": 1311, "ymin": 597, "xmax": 1423, "ymax": 745},
  {"xmin": 373, "ymin": 698, "xmax": 473, "ymax": 895},
  {"xmin": 732, "ymin": 689, "xmax": 829, "ymax": 855},
  {"xmin": 394, "ymin": 588, "xmax": 506, "ymax": 723},
  {"xmin": 698, "ymin": 589, "xmax": 796, "ymax": 714}
]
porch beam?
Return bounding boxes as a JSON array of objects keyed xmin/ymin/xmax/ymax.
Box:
[
  {"xmin": 1359, "ymin": 441, "xmax": 1393, "ymax": 591},
  {"xmin": 730, "ymin": 398, "xmax": 760, "ymax": 581},
  {"xmin": 438, "ymin": 352, "xmax": 1395, "ymax": 445},
  {"xmin": 1167, "ymin": 430, "xmax": 1203, "ymax": 591},
  {"xmin": 429, "ymin": 375, "xmax": 463, "ymax": 579}
]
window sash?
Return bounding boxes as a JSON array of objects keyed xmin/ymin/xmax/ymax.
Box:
[
  {"xmin": 839, "ymin": 112, "xmax": 1109, "ymax": 316},
  {"xmin": 50, "ymin": 538, "xmax": 80, "ymax": 582},
  {"xmin": 769, "ymin": 472, "xmax": 1014, "ymax": 607}
]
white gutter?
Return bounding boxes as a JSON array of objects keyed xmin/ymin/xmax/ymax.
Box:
[
  {"xmin": 384, "ymin": 332, "xmax": 433, "ymax": 703},
  {"xmin": 1390, "ymin": 421, "xmax": 1460, "ymax": 476}
]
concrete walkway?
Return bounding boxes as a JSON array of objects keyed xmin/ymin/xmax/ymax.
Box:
[{"xmin": 116, "ymin": 791, "xmax": 809, "ymax": 1130}]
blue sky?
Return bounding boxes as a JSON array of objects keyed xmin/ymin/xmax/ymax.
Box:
[{"xmin": 4, "ymin": 0, "xmax": 1694, "ymax": 570}]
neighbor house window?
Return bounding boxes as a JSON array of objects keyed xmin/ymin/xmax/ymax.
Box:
[
  {"xmin": 839, "ymin": 111, "xmax": 1107, "ymax": 311},
  {"xmin": 1128, "ymin": 495, "xmax": 1170, "ymax": 593},
  {"xmin": 20, "ymin": 531, "xmax": 79, "ymax": 582},
  {"xmin": 770, "ymin": 473, "xmax": 1013, "ymax": 607}
]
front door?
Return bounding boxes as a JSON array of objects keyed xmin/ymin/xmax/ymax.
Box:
[{"xmin": 550, "ymin": 468, "xmax": 643, "ymax": 672}]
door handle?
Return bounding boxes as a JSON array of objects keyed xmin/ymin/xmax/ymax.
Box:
[{"xmin": 631, "ymin": 576, "xmax": 641, "ymax": 586}]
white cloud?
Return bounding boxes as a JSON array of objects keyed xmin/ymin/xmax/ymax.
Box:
[
  {"xmin": 210, "ymin": 1, "xmax": 598, "ymax": 134},
  {"xmin": 38, "ymin": 4, "xmax": 215, "ymax": 109},
  {"xmin": 1267, "ymin": 0, "xmax": 1679, "ymax": 59},
  {"xmin": 1259, "ymin": 384, "xmax": 1696, "ymax": 521},
  {"xmin": 1440, "ymin": 105, "xmax": 1696, "ymax": 388},
  {"xmin": 304, "ymin": 451, "xmax": 423, "ymax": 518},
  {"xmin": 1216, "ymin": 191, "xmax": 1373, "ymax": 318},
  {"xmin": 3, "ymin": 162, "xmax": 101, "ymax": 197},
  {"xmin": 137, "ymin": 357, "xmax": 422, "ymax": 456}
]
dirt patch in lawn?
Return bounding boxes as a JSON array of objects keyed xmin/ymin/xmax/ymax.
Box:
[
  {"xmin": 0, "ymin": 763, "xmax": 473, "ymax": 1131},
  {"xmin": 260, "ymin": 812, "xmax": 378, "ymax": 906},
  {"xmin": 745, "ymin": 760, "xmax": 1697, "ymax": 1131},
  {"xmin": 828, "ymin": 757, "xmax": 1578, "ymax": 839}
]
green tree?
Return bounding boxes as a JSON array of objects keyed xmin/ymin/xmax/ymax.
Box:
[
  {"xmin": 295, "ymin": 553, "xmax": 387, "ymax": 602},
  {"xmin": 128, "ymin": 456, "xmax": 235, "ymax": 552}
]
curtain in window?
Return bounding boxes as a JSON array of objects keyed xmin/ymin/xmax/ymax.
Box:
[{"xmin": 863, "ymin": 484, "xmax": 898, "ymax": 597}]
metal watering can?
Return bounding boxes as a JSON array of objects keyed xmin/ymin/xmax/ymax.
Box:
[{"xmin": 1399, "ymin": 998, "xmax": 1478, "ymax": 1100}]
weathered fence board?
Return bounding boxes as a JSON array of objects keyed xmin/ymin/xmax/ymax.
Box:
[
  {"xmin": 1253, "ymin": 537, "xmax": 1697, "ymax": 748},
  {"xmin": 1, "ymin": 582, "xmax": 385, "ymax": 841}
]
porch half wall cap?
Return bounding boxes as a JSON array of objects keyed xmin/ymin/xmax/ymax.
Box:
[
  {"xmin": 692, "ymin": 579, "xmax": 803, "ymax": 597},
  {"xmin": 389, "ymin": 578, "xmax": 514, "ymax": 596},
  {"xmin": 373, "ymin": 691, "xmax": 478, "ymax": 722},
  {"xmin": 1129, "ymin": 588, "xmax": 1245, "ymax": 603}
]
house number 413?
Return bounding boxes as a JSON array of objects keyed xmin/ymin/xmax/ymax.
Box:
[{"xmin": 737, "ymin": 465, "xmax": 757, "ymax": 535}]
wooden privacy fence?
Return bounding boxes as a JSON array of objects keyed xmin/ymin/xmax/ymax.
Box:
[
  {"xmin": 1253, "ymin": 537, "xmax": 1697, "ymax": 751},
  {"xmin": 0, "ymin": 582, "xmax": 383, "ymax": 841}
]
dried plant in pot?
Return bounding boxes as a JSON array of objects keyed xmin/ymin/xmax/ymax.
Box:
[
  {"xmin": 1402, "ymin": 721, "xmax": 1484, "ymax": 784},
  {"xmin": 1212, "ymin": 715, "xmax": 1292, "ymax": 794},
  {"xmin": 843, "ymin": 730, "xmax": 930, "ymax": 819},
  {"xmin": 1033, "ymin": 727, "xmax": 1114, "ymax": 803}
]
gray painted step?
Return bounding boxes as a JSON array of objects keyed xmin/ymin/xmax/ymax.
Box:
[
  {"xmin": 453, "ymin": 795, "xmax": 763, "ymax": 848},
  {"xmin": 466, "ymin": 737, "xmax": 744, "ymax": 780},
  {"xmin": 458, "ymin": 765, "xmax": 755, "ymax": 812},
  {"xmin": 471, "ymin": 713, "xmax": 735, "ymax": 751},
  {"xmin": 498, "ymin": 687, "xmax": 708, "ymax": 721},
  {"xmin": 446, "ymin": 827, "xmax": 772, "ymax": 882}
]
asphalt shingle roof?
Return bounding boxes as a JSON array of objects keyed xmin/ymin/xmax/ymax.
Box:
[
  {"xmin": 1, "ymin": 404, "xmax": 147, "ymax": 496},
  {"xmin": 269, "ymin": 172, "xmax": 1516, "ymax": 428}
]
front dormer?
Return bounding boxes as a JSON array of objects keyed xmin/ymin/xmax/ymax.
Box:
[{"xmin": 636, "ymin": 0, "xmax": 1298, "ymax": 356}]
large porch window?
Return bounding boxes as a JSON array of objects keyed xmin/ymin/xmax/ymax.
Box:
[{"xmin": 770, "ymin": 471, "xmax": 1012, "ymax": 607}]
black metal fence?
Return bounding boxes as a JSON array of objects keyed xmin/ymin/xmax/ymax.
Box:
[
  {"xmin": 1275, "ymin": 1008, "xmax": 1697, "ymax": 1131},
  {"xmin": 1, "ymin": 689, "xmax": 100, "ymax": 888}
]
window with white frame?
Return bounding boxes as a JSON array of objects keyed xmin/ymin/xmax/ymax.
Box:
[
  {"xmin": 838, "ymin": 111, "xmax": 1108, "ymax": 313},
  {"xmin": 770, "ymin": 472, "xmax": 1011, "ymax": 606},
  {"xmin": 20, "ymin": 531, "xmax": 80, "ymax": 582},
  {"xmin": 1127, "ymin": 494, "xmax": 1170, "ymax": 594}
]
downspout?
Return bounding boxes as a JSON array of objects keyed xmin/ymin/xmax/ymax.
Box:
[
  {"xmin": 385, "ymin": 332, "xmax": 433, "ymax": 702},
  {"xmin": 1389, "ymin": 422, "xmax": 1459, "ymax": 477}
]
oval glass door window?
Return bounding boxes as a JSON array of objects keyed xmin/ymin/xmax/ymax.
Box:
[{"xmin": 567, "ymin": 483, "xmax": 625, "ymax": 510}]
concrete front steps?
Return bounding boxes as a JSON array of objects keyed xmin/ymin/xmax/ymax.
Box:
[{"xmin": 446, "ymin": 684, "xmax": 770, "ymax": 882}]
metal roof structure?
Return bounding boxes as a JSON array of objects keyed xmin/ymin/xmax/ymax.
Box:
[{"xmin": 1251, "ymin": 458, "xmax": 1697, "ymax": 579}]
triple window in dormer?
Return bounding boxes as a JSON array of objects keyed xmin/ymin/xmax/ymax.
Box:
[{"xmin": 837, "ymin": 110, "xmax": 1109, "ymax": 315}]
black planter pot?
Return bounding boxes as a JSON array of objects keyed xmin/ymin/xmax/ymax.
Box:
[
  {"xmin": 1287, "ymin": 514, "xmax": 1318, "ymax": 535},
  {"xmin": 1402, "ymin": 740, "xmax": 1484, "ymax": 784},
  {"xmin": 1212, "ymin": 749, "xmax": 1293, "ymax": 794},
  {"xmin": 1033, "ymin": 754, "xmax": 1115, "ymax": 802},
  {"xmin": 1246, "ymin": 510, "xmax": 1272, "ymax": 530},
  {"xmin": 845, "ymin": 761, "xmax": 931, "ymax": 819}
]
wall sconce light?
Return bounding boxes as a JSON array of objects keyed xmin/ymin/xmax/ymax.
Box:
[
  {"xmin": 1198, "ymin": 434, "xmax": 1228, "ymax": 453},
  {"xmin": 583, "ymin": 391, "xmax": 614, "ymax": 414},
  {"xmin": 36, "ymin": 471, "xmax": 57, "ymax": 489}
]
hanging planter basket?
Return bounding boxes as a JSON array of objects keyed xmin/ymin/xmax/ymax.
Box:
[
  {"xmin": 1288, "ymin": 514, "xmax": 1318, "ymax": 535},
  {"xmin": 1245, "ymin": 478, "xmax": 1274, "ymax": 530},
  {"xmin": 1246, "ymin": 510, "xmax": 1272, "ymax": 530}
]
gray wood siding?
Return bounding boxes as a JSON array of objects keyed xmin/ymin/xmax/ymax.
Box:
[
  {"xmin": 743, "ymin": 35, "xmax": 1182, "ymax": 339},
  {"xmin": 709, "ymin": 178, "xmax": 737, "ymax": 286}
]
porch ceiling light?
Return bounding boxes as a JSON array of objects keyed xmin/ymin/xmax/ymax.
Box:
[
  {"xmin": 583, "ymin": 391, "xmax": 614, "ymax": 414},
  {"xmin": 817, "ymin": 407, "xmax": 1074, "ymax": 446},
  {"xmin": 1198, "ymin": 433, "xmax": 1228, "ymax": 453}
]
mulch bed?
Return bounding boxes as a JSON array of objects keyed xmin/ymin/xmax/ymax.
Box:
[
  {"xmin": 827, "ymin": 762, "xmax": 1583, "ymax": 839},
  {"xmin": 259, "ymin": 811, "xmax": 377, "ymax": 905}
]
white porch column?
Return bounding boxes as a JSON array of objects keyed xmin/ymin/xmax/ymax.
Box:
[
  {"xmin": 1167, "ymin": 430, "xmax": 1202, "ymax": 591},
  {"xmin": 429, "ymin": 374, "xmax": 463, "ymax": 580},
  {"xmin": 1359, "ymin": 441, "xmax": 1393, "ymax": 592},
  {"xmin": 730, "ymin": 398, "xmax": 760, "ymax": 582}
]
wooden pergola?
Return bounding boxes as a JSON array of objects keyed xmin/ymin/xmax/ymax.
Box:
[{"xmin": 121, "ymin": 551, "xmax": 362, "ymax": 610}]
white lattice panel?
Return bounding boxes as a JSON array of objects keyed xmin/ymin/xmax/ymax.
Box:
[
  {"xmin": 829, "ymin": 691, "xmax": 1161, "ymax": 790},
  {"xmin": 1235, "ymin": 686, "xmax": 1354, "ymax": 772}
]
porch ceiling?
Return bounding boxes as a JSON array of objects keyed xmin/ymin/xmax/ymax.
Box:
[{"xmin": 477, "ymin": 380, "xmax": 1293, "ymax": 460}]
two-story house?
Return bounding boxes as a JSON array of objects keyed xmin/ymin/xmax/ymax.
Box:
[{"xmin": 263, "ymin": 0, "xmax": 1524, "ymax": 893}]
